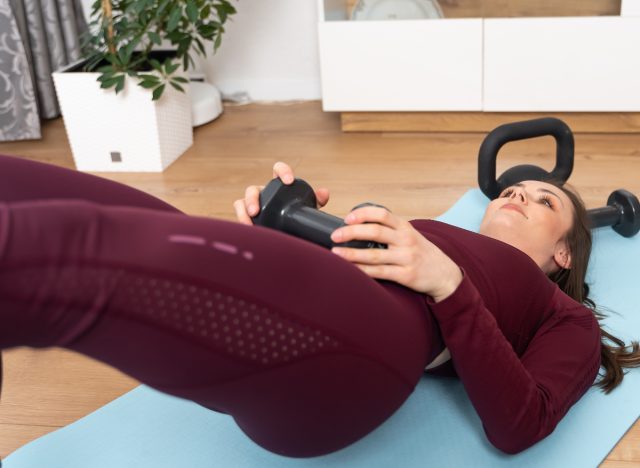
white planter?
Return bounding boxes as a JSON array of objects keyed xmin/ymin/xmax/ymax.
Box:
[{"xmin": 52, "ymin": 58, "xmax": 193, "ymax": 172}]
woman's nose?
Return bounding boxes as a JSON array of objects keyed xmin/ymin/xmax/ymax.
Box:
[{"xmin": 510, "ymin": 188, "xmax": 527, "ymax": 203}]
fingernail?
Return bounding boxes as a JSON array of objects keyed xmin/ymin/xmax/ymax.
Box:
[
  {"xmin": 345, "ymin": 213, "xmax": 356, "ymax": 223},
  {"xmin": 331, "ymin": 247, "xmax": 343, "ymax": 255},
  {"xmin": 331, "ymin": 230, "xmax": 342, "ymax": 241},
  {"xmin": 249, "ymin": 204, "xmax": 257, "ymax": 215},
  {"xmin": 284, "ymin": 175, "xmax": 294, "ymax": 184}
]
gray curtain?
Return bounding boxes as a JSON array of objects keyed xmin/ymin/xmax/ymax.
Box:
[{"xmin": 0, "ymin": 0, "xmax": 88, "ymax": 142}]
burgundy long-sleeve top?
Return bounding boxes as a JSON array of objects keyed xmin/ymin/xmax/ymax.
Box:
[{"xmin": 410, "ymin": 219, "xmax": 602, "ymax": 454}]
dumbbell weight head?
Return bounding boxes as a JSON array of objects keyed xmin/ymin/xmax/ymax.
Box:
[
  {"xmin": 251, "ymin": 178, "xmax": 318, "ymax": 231},
  {"xmin": 251, "ymin": 178, "xmax": 388, "ymax": 249},
  {"xmin": 588, "ymin": 189, "xmax": 640, "ymax": 237},
  {"xmin": 608, "ymin": 189, "xmax": 640, "ymax": 238}
]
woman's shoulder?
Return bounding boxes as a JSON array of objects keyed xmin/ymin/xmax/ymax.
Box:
[
  {"xmin": 408, "ymin": 219, "xmax": 542, "ymax": 274},
  {"xmin": 408, "ymin": 219, "xmax": 482, "ymax": 246},
  {"xmin": 548, "ymin": 286, "xmax": 601, "ymax": 333}
]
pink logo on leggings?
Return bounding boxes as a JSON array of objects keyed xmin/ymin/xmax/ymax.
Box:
[
  {"xmin": 168, "ymin": 235, "xmax": 206, "ymax": 245},
  {"xmin": 168, "ymin": 235, "xmax": 253, "ymax": 260}
]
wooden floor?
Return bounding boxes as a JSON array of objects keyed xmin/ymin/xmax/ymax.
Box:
[{"xmin": 0, "ymin": 101, "xmax": 638, "ymax": 465}]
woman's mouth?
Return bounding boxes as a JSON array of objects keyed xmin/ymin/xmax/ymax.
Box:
[{"xmin": 501, "ymin": 203, "xmax": 527, "ymax": 218}]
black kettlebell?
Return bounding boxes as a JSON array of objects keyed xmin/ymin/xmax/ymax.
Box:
[
  {"xmin": 251, "ymin": 178, "xmax": 388, "ymax": 249},
  {"xmin": 478, "ymin": 118, "xmax": 639, "ymax": 237},
  {"xmin": 478, "ymin": 117, "xmax": 574, "ymax": 199}
]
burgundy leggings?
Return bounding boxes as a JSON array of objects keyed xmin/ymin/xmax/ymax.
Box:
[{"xmin": 0, "ymin": 154, "xmax": 443, "ymax": 457}]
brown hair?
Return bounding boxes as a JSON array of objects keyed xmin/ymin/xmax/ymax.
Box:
[{"xmin": 545, "ymin": 180, "xmax": 640, "ymax": 393}]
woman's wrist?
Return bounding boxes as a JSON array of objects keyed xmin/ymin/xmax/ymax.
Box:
[{"xmin": 430, "ymin": 261, "xmax": 464, "ymax": 303}]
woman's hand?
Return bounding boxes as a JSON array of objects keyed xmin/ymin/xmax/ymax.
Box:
[
  {"xmin": 233, "ymin": 161, "xmax": 330, "ymax": 225},
  {"xmin": 330, "ymin": 206, "xmax": 463, "ymax": 302}
]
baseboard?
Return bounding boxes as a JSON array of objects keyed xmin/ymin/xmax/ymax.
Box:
[{"xmin": 340, "ymin": 112, "xmax": 640, "ymax": 133}]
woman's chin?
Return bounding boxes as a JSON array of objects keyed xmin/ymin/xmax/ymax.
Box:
[{"xmin": 479, "ymin": 213, "xmax": 521, "ymax": 235}]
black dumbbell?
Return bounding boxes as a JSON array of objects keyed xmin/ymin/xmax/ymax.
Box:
[
  {"xmin": 588, "ymin": 189, "xmax": 640, "ymax": 237},
  {"xmin": 251, "ymin": 178, "xmax": 388, "ymax": 249}
]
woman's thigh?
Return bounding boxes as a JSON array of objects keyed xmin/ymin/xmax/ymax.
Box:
[
  {"xmin": 0, "ymin": 153, "xmax": 181, "ymax": 213},
  {"xmin": 0, "ymin": 155, "xmax": 440, "ymax": 457},
  {"xmin": 2, "ymin": 198, "xmax": 436, "ymax": 381}
]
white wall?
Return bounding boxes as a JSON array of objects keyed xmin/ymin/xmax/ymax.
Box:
[{"xmin": 80, "ymin": 0, "xmax": 322, "ymax": 101}]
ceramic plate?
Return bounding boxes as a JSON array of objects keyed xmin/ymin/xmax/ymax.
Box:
[{"xmin": 351, "ymin": 0, "xmax": 444, "ymax": 21}]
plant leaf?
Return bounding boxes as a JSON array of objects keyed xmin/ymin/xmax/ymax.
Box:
[
  {"xmin": 186, "ymin": 0, "xmax": 199, "ymax": 23},
  {"xmin": 115, "ymin": 75, "xmax": 126, "ymax": 93},
  {"xmin": 97, "ymin": 72, "xmax": 116, "ymax": 82},
  {"xmin": 138, "ymin": 74, "xmax": 160, "ymax": 82},
  {"xmin": 194, "ymin": 37, "xmax": 206, "ymax": 56},
  {"xmin": 157, "ymin": 0, "xmax": 171, "ymax": 18},
  {"xmin": 149, "ymin": 59, "xmax": 162, "ymax": 71},
  {"xmin": 100, "ymin": 77, "xmax": 120, "ymax": 89},
  {"xmin": 172, "ymin": 76, "xmax": 189, "ymax": 83},
  {"xmin": 177, "ymin": 37, "xmax": 192, "ymax": 57},
  {"xmin": 198, "ymin": 23, "xmax": 216, "ymax": 38},
  {"xmin": 221, "ymin": 2, "xmax": 237, "ymax": 15},
  {"xmin": 214, "ymin": 5, "xmax": 227, "ymax": 23},
  {"xmin": 164, "ymin": 59, "xmax": 180, "ymax": 74},
  {"xmin": 152, "ymin": 84, "xmax": 166, "ymax": 101},
  {"xmin": 201, "ymin": 4, "xmax": 211, "ymax": 19},
  {"xmin": 166, "ymin": 5, "xmax": 182, "ymax": 32},
  {"xmin": 169, "ymin": 81, "xmax": 185, "ymax": 93},
  {"xmin": 138, "ymin": 80, "xmax": 158, "ymax": 89},
  {"xmin": 148, "ymin": 31, "xmax": 161, "ymax": 45},
  {"xmin": 85, "ymin": 56, "xmax": 103, "ymax": 72}
]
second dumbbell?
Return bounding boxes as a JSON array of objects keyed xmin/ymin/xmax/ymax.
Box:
[{"xmin": 251, "ymin": 178, "xmax": 388, "ymax": 249}]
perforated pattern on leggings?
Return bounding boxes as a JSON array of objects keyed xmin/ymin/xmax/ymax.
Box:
[{"xmin": 7, "ymin": 263, "xmax": 343, "ymax": 367}]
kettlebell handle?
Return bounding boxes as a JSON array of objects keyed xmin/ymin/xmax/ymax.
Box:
[{"xmin": 478, "ymin": 117, "xmax": 575, "ymax": 199}]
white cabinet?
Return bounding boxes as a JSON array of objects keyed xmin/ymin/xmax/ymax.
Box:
[
  {"xmin": 318, "ymin": 3, "xmax": 483, "ymax": 111},
  {"xmin": 318, "ymin": 20, "xmax": 483, "ymax": 111},
  {"xmin": 484, "ymin": 17, "xmax": 640, "ymax": 111},
  {"xmin": 318, "ymin": 1, "xmax": 640, "ymax": 112}
]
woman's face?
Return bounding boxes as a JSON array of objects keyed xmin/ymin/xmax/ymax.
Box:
[{"xmin": 479, "ymin": 180, "xmax": 574, "ymax": 274}]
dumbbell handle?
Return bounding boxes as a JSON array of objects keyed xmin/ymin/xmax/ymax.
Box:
[
  {"xmin": 283, "ymin": 204, "xmax": 343, "ymax": 248},
  {"xmin": 284, "ymin": 204, "xmax": 386, "ymax": 249},
  {"xmin": 586, "ymin": 189, "xmax": 640, "ymax": 237},
  {"xmin": 588, "ymin": 205, "xmax": 621, "ymax": 229}
]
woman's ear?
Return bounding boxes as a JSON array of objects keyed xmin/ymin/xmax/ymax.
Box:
[{"xmin": 553, "ymin": 243, "xmax": 572, "ymax": 269}]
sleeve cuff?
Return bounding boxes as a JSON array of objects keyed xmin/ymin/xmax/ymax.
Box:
[{"xmin": 424, "ymin": 268, "xmax": 482, "ymax": 319}]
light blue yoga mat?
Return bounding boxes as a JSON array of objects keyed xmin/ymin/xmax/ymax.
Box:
[{"xmin": 4, "ymin": 189, "xmax": 639, "ymax": 467}]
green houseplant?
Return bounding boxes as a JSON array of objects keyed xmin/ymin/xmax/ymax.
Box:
[{"xmin": 81, "ymin": 0, "xmax": 237, "ymax": 100}]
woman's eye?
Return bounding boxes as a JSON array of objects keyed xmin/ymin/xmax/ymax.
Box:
[{"xmin": 540, "ymin": 197, "xmax": 553, "ymax": 208}]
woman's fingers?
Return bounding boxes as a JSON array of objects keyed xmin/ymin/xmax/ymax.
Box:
[
  {"xmin": 330, "ymin": 221, "xmax": 396, "ymax": 246},
  {"xmin": 272, "ymin": 161, "xmax": 295, "ymax": 184},
  {"xmin": 274, "ymin": 162, "xmax": 329, "ymax": 208},
  {"xmin": 236, "ymin": 161, "xmax": 328, "ymax": 224},
  {"xmin": 233, "ymin": 199, "xmax": 254, "ymax": 225},
  {"xmin": 315, "ymin": 187, "xmax": 330, "ymax": 208},
  {"xmin": 244, "ymin": 185, "xmax": 264, "ymax": 217},
  {"xmin": 346, "ymin": 206, "xmax": 401, "ymax": 230},
  {"xmin": 331, "ymin": 244, "xmax": 400, "ymax": 265}
]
